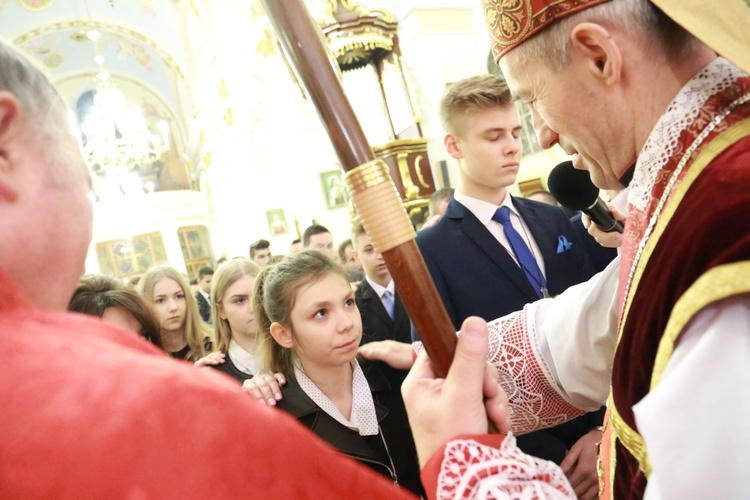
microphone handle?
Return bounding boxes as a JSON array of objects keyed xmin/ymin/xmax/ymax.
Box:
[{"xmin": 585, "ymin": 198, "xmax": 624, "ymax": 233}]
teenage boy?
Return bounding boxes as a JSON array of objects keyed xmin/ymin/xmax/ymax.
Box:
[
  {"xmin": 352, "ymin": 221, "xmax": 412, "ymax": 354},
  {"xmin": 249, "ymin": 239, "xmax": 272, "ymax": 267},
  {"xmin": 196, "ymin": 266, "xmax": 213, "ymax": 324},
  {"xmin": 415, "ymin": 74, "xmax": 602, "ymax": 477}
]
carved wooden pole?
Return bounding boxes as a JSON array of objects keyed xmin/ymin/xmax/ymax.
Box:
[{"xmin": 261, "ymin": 0, "xmax": 457, "ymax": 377}]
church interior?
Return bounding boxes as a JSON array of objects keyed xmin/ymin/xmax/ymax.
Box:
[{"xmin": 2, "ymin": 0, "xmax": 572, "ymax": 281}]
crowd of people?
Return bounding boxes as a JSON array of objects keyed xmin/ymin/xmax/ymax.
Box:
[{"xmin": 2, "ymin": 0, "xmax": 749, "ymax": 498}]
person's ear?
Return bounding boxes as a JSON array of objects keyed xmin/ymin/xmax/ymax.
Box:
[
  {"xmin": 217, "ymin": 303, "xmax": 227, "ymax": 321},
  {"xmin": 270, "ymin": 322, "xmax": 295, "ymax": 348},
  {"xmin": 0, "ymin": 92, "xmax": 22, "ymax": 203},
  {"xmin": 570, "ymin": 22, "xmax": 622, "ymax": 85},
  {"xmin": 444, "ymin": 133, "xmax": 462, "ymax": 160}
]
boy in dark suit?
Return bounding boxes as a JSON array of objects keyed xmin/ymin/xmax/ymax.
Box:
[
  {"xmin": 195, "ymin": 266, "xmax": 213, "ymax": 324},
  {"xmin": 352, "ymin": 221, "xmax": 412, "ymax": 389},
  {"xmin": 415, "ymin": 74, "xmax": 603, "ymax": 484}
]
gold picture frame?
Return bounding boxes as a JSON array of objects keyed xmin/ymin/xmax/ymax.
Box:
[
  {"xmin": 266, "ymin": 208, "xmax": 289, "ymax": 236},
  {"xmin": 319, "ymin": 169, "xmax": 349, "ymax": 210}
]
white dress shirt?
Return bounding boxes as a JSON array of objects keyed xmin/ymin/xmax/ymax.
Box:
[{"xmin": 365, "ymin": 276, "xmax": 395, "ymax": 314}]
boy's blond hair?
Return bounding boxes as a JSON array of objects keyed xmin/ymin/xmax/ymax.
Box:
[
  {"xmin": 439, "ymin": 74, "xmax": 514, "ymax": 136},
  {"xmin": 350, "ymin": 219, "xmax": 367, "ymax": 247}
]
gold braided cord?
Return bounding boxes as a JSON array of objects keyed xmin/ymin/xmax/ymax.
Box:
[{"xmin": 345, "ymin": 159, "xmax": 416, "ymax": 253}]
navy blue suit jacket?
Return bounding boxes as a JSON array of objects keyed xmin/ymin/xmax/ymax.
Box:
[
  {"xmin": 570, "ymin": 212, "xmax": 618, "ymax": 273},
  {"xmin": 356, "ymin": 279, "xmax": 411, "ymax": 390},
  {"xmin": 195, "ymin": 292, "xmax": 212, "ymax": 324},
  {"xmin": 357, "ymin": 279, "xmax": 411, "ymax": 345},
  {"xmin": 416, "ymin": 196, "xmax": 595, "ymax": 331},
  {"xmin": 415, "ymin": 196, "xmax": 601, "ymax": 464}
]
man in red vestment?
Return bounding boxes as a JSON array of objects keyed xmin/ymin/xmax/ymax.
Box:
[
  {"xmin": 484, "ymin": 0, "xmax": 750, "ymax": 492},
  {"xmin": 420, "ymin": 0, "xmax": 750, "ymax": 498}
]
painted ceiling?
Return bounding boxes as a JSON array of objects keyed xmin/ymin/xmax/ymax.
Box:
[{"xmin": 0, "ymin": 0, "xmax": 206, "ymax": 140}]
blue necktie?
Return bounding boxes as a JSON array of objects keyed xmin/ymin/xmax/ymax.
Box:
[
  {"xmin": 382, "ymin": 290, "xmax": 395, "ymax": 320},
  {"xmin": 492, "ymin": 206, "xmax": 547, "ymax": 298}
]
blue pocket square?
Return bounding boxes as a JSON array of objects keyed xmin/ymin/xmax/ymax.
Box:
[{"xmin": 557, "ymin": 235, "xmax": 573, "ymax": 253}]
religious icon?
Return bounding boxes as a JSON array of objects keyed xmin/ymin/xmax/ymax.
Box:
[
  {"xmin": 266, "ymin": 209, "xmax": 289, "ymax": 236},
  {"xmin": 319, "ymin": 169, "xmax": 349, "ymax": 210}
]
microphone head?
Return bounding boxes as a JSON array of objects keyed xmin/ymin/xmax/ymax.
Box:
[{"xmin": 547, "ymin": 160, "xmax": 600, "ymax": 211}]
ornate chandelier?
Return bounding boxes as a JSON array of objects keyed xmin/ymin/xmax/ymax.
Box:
[{"xmin": 81, "ymin": 76, "xmax": 169, "ymax": 197}]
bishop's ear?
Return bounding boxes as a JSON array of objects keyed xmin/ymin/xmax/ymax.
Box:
[
  {"xmin": 0, "ymin": 91, "xmax": 20, "ymax": 142},
  {"xmin": 569, "ymin": 22, "xmax": 623, "ymax": 85},
  {"xmin": 270, "ymin": 322, "xmax": 295, "ymax": 349}
]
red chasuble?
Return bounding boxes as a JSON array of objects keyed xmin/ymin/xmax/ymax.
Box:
[{"xmin": 603, "ymin": 72, "xmax": 750, "ymax": 499}]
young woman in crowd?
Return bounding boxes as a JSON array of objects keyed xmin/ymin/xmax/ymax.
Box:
[
  {"xmin": 68, "ymin": 274, "xmax": 164, "ymax": 351},
  {"xmin": 253, "ymin": 251, "xmax": 422, "ymax": 496},
  {"xmin": 206, "ymin": 258, "xmax": 262, "ymax": 382},
  {"xmin": 139, "ymin": 265, "xmax": 212, "ymax": 361}
]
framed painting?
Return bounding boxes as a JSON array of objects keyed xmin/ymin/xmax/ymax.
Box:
[
  {"xmin": 319, "ymin": 169, "xmax": 349, "ymax": 209},
  {"xmin": 266, "ymin": 209, "xmax": 289, "ymax": 236}
]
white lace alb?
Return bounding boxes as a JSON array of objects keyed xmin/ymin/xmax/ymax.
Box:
[{"xmin": 412, "ymin": 307, "xmax": 585, "ymax": 436}]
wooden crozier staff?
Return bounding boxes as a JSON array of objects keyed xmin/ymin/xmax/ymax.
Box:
[{"xmin": 260, "ymin": 0, "xmax": 458, "ymax": 377}]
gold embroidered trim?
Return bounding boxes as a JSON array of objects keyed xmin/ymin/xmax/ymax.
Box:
[
  {"xmin": 482, "ymin": 0, "xmax": 609, "ymax": 59},
  {"xmin": 618, "ymin": 118, "xmax": 750, "ymax": 347},
  {"xmin": 651, "ymin": 261, "xmax": 750, "ymax": 391},
  {"xmin": 609, "ymin": 395, "xmax": 651, "ymax": 475},
  {"xmin": 610, "ymin": 117, "xmax": 750, "ymax": 480}
]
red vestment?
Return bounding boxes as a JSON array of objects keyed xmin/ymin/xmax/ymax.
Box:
[
  {"xmin": 604, "ymin": 70, "xmax": 750, "ymax": 499},
  {"xmin": 0, "ymin": 269, "xmax": 415, "ymax": 498}
]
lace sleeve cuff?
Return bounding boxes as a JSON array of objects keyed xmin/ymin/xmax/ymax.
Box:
[
  {"xmin": 487, "ymin": 307, "xmax": 585, "ymax": 434},
  {"xmin": 422, "ymin": 433, "xmax": 575, "ymax": 500}
]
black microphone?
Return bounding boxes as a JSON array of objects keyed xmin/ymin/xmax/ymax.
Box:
[{"xmin": 547, "ymin": 160, "xmax": 624, "ymax": 233}]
